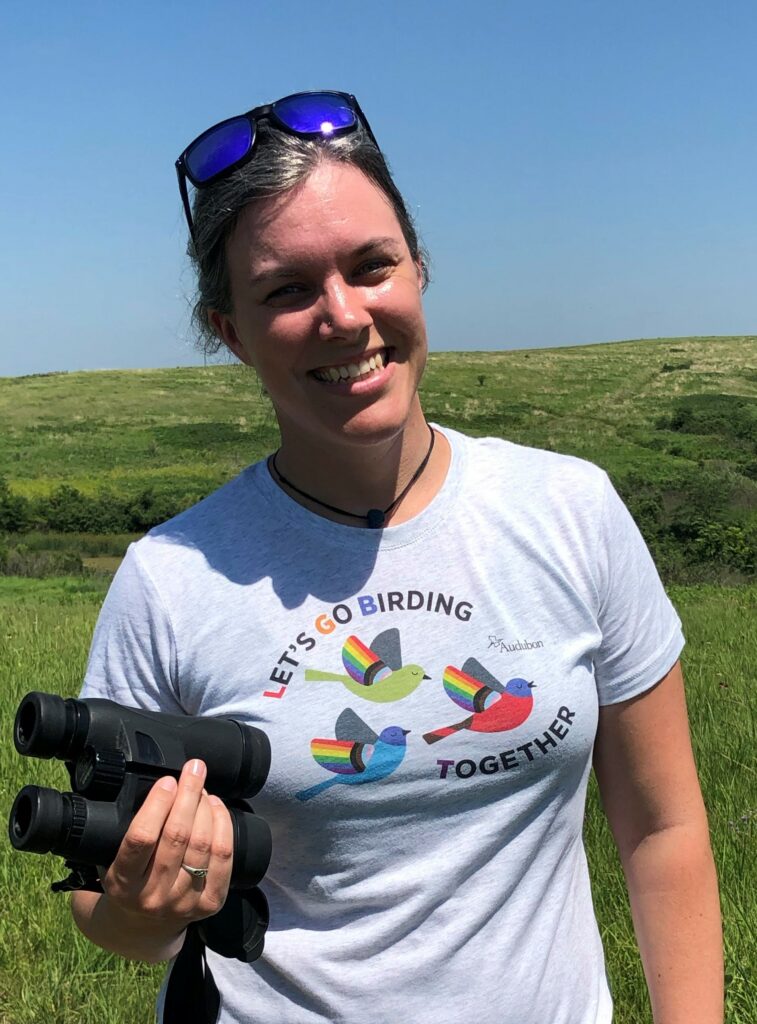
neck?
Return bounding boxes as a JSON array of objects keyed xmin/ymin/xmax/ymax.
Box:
[{"xmin": 272, "ymin": 405, "xmax": 449, "ymax": 527}]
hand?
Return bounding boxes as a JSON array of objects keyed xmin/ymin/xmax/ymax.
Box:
[{"xmin": 100, "ymin": 759, "xmax": 234, "ymax": 938}]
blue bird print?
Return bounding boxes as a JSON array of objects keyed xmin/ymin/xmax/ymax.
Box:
[{"xmin": 295, "ymin": 708, "xmax": 410, "ymax": 802}]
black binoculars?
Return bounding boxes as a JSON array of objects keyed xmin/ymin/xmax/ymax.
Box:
[{"xmin": 8, "ymin": 691, "xmax": 273, "ymax": 961}]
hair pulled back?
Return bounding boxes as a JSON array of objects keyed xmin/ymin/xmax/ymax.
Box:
[{"xmin": 188, "ymin": 124, "xmax": 430, "ymax": 356}]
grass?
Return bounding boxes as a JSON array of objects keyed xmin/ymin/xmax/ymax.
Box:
[
  {"xmin": 0, "ymin": 579, "xmax": 754, "ymax": 1023},
  {"xmin": 585, "ymin": 584, "xmax": 756, "ymax": 1021},
  {"xmin": 0, "ymin": 364, "xmax": 279, "ymax": 500},
  {"xmin": 1, "ymin": 338, "xmax": 755, "ymax": 1019},
  {"xmin": 0, "ymin": 583, "xmax": 159, "ymax": 1024},
  {"xmin": 3, "ymin": 337, "xmax": 755, "ymax": 585},
  {"xmin": 14, "ymin": 533, "xmax": 140, "ymax": 557},
  {"xmin": 1, "ymin": 337, "xmax": 755, "ymax": 497}
]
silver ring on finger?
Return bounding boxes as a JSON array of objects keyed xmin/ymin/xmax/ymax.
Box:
[{"xmin": 181, "ymin": 862, "xmax": 209, "ymax": 880}]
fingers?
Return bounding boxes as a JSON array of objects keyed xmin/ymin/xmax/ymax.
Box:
[
  {"xmin": 156, "ymin": 759, "xmax": 208, "ymax": 886},
  {"xmin": 101, "ymin": 759, "xmax": 236, "ymax": 930},
  {"xmin": 178, "ymin": 789, "xmax": 214, "ymax": 886},
  {"xmin": 108, "ymin": 774, "xmax": 179, "ymax": 884},
  {"xmin": 202, "ymin": 796, "xmax": 234, "ymax": 913}
]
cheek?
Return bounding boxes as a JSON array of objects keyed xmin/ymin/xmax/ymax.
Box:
[
  {"xmin": 372, "ymin": 280, "xmax": 426, "ymax": 333},
  {"xmin": 239, "ymin": 310, "xmax": 317, "ymax": 368}
]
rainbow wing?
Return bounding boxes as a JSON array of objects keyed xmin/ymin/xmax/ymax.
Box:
[
  {"xmin": 310, "ymin": 737, "xmax": 371, "ymax": 776},
  {"xmin": 342, "ymin": 635, "xmax": 393, "ymax": 687},
  {"xmin": 443, "ymin": 666, "xmax": 497, "ymax": 713}
]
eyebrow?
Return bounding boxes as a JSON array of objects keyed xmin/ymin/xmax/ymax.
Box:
[
  {"xmin": 353, "ymin": 236, "xmax": 403, "ymax": 257},
  {"xmin": 248, "ymin": 237, "xmax": 403, "ymax": 286}
]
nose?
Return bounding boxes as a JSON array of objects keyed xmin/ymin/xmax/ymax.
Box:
[{"xmin": 318, "ymin": 276, "xmax": 373, "ymax": 341}]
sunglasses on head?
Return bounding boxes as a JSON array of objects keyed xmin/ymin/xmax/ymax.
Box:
[{"xmin": 175, "ymin": 90, "xmax": 379, "ymax": 246}]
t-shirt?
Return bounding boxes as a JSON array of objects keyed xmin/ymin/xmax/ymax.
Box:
[{"xmin": 80, "ymin": 425, "xmax": 684, "ymax": 1024}]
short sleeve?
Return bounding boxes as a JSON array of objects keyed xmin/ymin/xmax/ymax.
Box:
[
  {"xmin": 593, "ymin": 473, "xmax": 685, "ymax": 705},
  {"xmin": 80, "ymin": 543, "xmax": 185, "ymax": 714}
]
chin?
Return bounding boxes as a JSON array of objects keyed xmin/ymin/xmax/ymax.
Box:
[
  {"xmin": 276, "ymin": 376, "xmax": 425, "ymax": 452},
  {"xmin": 336, "ymin": 395, "xmax": 424, "ymax": 444}
]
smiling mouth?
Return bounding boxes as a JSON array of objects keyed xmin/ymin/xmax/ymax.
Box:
[{"xmin": 310, "ymin": 347, "xmax": 393, "ymax": 384}]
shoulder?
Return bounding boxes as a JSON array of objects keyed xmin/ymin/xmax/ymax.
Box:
[
  {"xmin": 150, "ymin": 460, "xmax": 264, "ymax": 539},
  {"xmin": 440, "ymin": 425, "xmax": 609, "ymax": 512},
  {"xmin": 127, "ymin": 459, "xmax": 274, "ymax": 589}
]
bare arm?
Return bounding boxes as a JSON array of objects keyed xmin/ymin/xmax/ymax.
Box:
[
  {"xmin": 593, "ymin": 660, "xmax": 723, "ymax": 1024},
  {"xmin": 71, "ymin": 759, "xmax": 233, "ymax": 963}
]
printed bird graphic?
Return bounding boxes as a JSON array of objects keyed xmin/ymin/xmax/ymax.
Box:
[
  {"xmin": 304, "ymin": 628, "xmax": 430, "ymax": 703},
  {"xmin": 295, "ymin": 708, "xmax": 410, "ymax": 802},
  {"xmin": 423, "ymin": 658, "xmax": 535, "ymax": 744}
]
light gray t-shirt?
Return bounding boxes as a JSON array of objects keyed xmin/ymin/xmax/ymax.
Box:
[{"xmin": 81, "ymin": 426, "xmax": 684, "ymax": 1024}]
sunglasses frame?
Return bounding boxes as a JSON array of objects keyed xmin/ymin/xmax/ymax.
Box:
[{"xmin": 175, "ymin": 90, "xmax": 379, "ymax": 246}]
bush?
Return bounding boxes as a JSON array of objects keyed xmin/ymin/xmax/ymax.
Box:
[
  {"xmin": 36, "ymin": 485, "xmax": 96, "ymax": 532},
  {"xmin": 692, "ymin": 522, "xmax": 757, "ymax": 574},
  {"xmin": 28, "ymin": 485, "xmax": 192, "ymax": 534},
  {"xmin": 0, "ymin": 476, "xmax": 32, "ymax": 532},
  {"xmin": 87, "ymin": 489, "xmax": 133, "ymax": 533},
  {"xmin": 614, "ymin": 467, "xmax": 756, "ymax": 583},
  {"xmin": 623, "ymin": 490, "xmax": 664, "ymax": 538},
  {"xmin": 668, "ymin": 394, "xmax": 757, "ymax": 444},
  {"xmin": 0, "ymin": 540, "xmax": 85, "ymax": 577},
  {"xmin": 661, "ymin": 360, "xmax": 693, "ymax": 372},
  {"xmin": 126, "ymin": 489, "xmax": 184, "ymax": 531}
]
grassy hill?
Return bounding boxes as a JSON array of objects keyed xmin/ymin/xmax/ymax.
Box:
[
  {"xmin": 1, "ymin": 337, "xmax": 755, "ymax": 1021},
  {"xmin": 1, "ymin": 335, "xmax": 756, "ymax": 581}
]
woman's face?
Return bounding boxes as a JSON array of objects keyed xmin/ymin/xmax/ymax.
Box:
[{"xmin": 211, "ymin": 162, "xmax": 428, "ymax": 452}]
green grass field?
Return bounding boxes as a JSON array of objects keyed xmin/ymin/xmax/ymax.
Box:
[
  {"xmin": 1, "ymin": 337, "xmax": 756, "ymax": 1021},
  {"xmin": 0, "ymin": 580, "xmax": 754, "ymax": 1023},
  {"xmin": 2, "ymin": 335, "xmax": 755, "ymax": 499}
]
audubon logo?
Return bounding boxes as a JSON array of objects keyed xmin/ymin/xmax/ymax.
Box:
[{"xmin": 488, "ymin": 635, "xmax": 544, "ymax": 654}]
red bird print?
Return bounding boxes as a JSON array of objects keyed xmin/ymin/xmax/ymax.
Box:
[{"xmin": 423, "ymin": 658, "xmax": 535, "ymax": 744}]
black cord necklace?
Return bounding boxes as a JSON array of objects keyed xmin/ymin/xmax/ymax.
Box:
[{"xmin": 270, "ymin": 425, "xmax": 436, "ymax": 529}]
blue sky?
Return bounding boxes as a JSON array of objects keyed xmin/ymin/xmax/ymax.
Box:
[{"xmin": 1, "ymin": 0, "xmax": 755, "ymax": 377}]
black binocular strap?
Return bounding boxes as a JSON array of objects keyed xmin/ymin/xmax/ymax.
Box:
[{"xmin": 163, "ymin": 925, "xmax": 221, "ymax": 1024}]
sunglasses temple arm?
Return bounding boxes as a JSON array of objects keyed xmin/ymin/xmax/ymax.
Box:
[
  {"xmin": 351, "ymin": 96, "xmax": 380, "ymax": 151},
  {"xmin": 175, "ymin": 164, "xmax": 198, "ymax": 249}
]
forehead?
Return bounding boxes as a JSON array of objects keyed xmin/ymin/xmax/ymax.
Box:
[{"xmin": 228, "ymin": 162, "xmax": 406, "ymax": 268}]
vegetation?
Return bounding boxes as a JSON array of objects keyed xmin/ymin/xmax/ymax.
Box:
[
  {"xmin": 1, "ymin": 335, "xmax": 755, "ymax": 584},
  {"xmin": 0, "ymin": 336, "xmax": 755, "ymax": 1021},
  {"xmin": 0, "ymin": 580, "xmax": 754, "ymax": 1023}
]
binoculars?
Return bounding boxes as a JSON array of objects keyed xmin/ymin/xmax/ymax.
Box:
[{"xmin": 8, "ymin": 691, "xmax": 273, "ymax": 961}]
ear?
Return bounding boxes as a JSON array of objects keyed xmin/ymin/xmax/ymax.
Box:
[
  {"xmin": 415, "ymin": 258, "xmax": 424, "ymax": 291},
  {"xmin": 208, "ymin": 309, "xmax": 254, "ymax": 367}
]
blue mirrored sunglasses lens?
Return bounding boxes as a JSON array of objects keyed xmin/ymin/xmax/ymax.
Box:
[
  {"xmin": 273, "ymin": 93, "xmax": 356, "ymax": 135},
  {"xmin": 185, "ymin": 117, "xmax": 253, "ymax": 182}
]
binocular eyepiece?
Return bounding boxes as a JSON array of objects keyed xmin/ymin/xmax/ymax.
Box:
[
  {"xmin": 13, "ymin": 690, "xmax": 270, "ymax": 799},
  {"xmin": 9, "ymin": 691, "xmax": 273, "ymax": 962}
]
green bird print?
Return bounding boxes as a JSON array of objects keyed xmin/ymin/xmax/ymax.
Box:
[
  {"xmin": 304, "ymin": 628, "xmax": 430, "ymax": 703},
  {"xmin": 296, "ymin": 708, "xmax": 410, "ymax": 802}
]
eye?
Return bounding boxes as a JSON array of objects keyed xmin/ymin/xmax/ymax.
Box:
[
  {"xmin": 264, "ymin": 282, "xmax": 310, "ymax": 306},
  {"xmin": 354, "ymin": 257, "xmax": 395, "ymax": 279}
]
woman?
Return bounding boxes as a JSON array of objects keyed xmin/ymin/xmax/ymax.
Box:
[{"xmin": 72, "ymin": 92, "xmax": 723, "ymax": 1023}]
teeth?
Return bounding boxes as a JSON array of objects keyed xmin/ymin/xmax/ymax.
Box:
[{"xmin": 313, "ymin": 351, "xmax": 389, "ymax": 383}]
